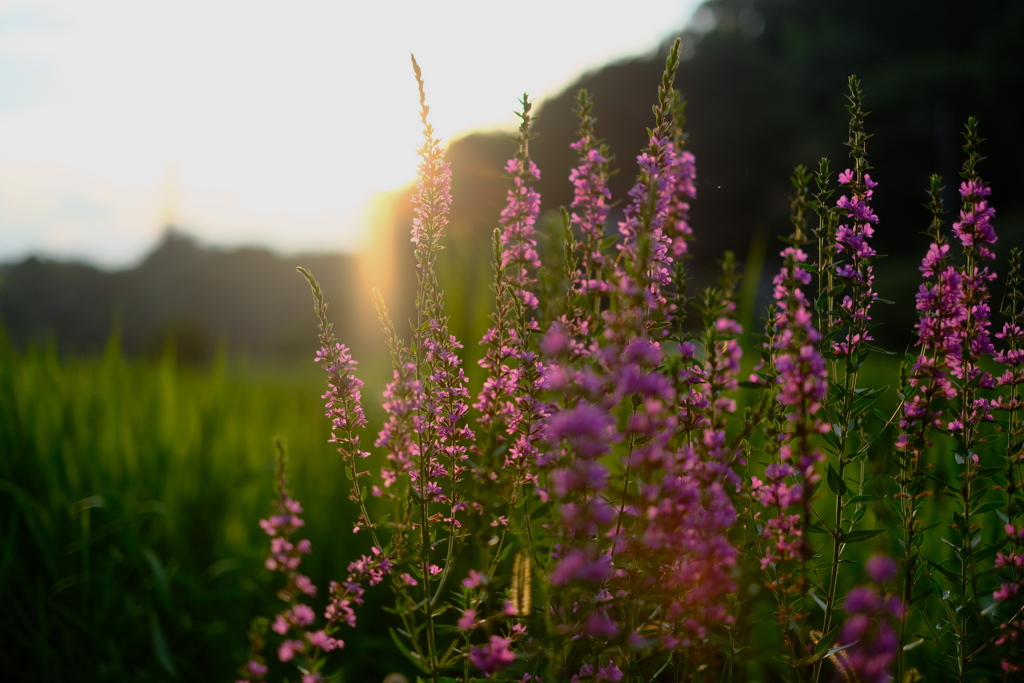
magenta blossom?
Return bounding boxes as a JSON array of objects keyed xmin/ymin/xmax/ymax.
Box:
[{"xmin": 469, "ymin": 635, "xmax": 516, "ymax": 677}]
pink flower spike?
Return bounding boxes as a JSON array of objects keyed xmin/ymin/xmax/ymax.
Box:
[
  {"xmin": 469, "ymin": 635, "xmax": 516, "ymax": 677},
  {"xmin": 309, "ymin": 630, "xmax": 342, "ymax": 652},
  {"xmin": 246, "ymin": 660, "xmax": 268, "ymax": 677},
  {"xmin": 462, "ymin": 569, "xmax": 486, "ymax": 588},
  {"xmin": 296, "ymin": 574, "xmax": 317, "ymax": 596},
  {"xmin": 457, "ymin": 608, "xmax": 478, "ymax": 631},
  {"xmin": 866, "ymin": 554, "xmax": 897, "ymax": 583},
  {"xmin": 277, "ymin": 639, "xmax": 303, "ymax": 663}
]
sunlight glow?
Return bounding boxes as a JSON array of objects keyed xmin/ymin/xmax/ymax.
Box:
[{"xmin": 0, "ymin": 0, "xmax": 701, "ymax": 267}]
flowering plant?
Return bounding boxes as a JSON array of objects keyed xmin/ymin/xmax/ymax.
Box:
[{"xmin": 240, "ymin": 41, "xmax": 1022, "ymax": 682}]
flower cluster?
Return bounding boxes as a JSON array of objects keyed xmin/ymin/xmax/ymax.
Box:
[
  {"xmin": 238, "ymin": 448, "xmax": 342, "ymax": 683},
  {"xmin": 568, "ymin": 91, "xmax": 613, "ymax": 300},
  {"xmin": 242, "ymin": 46, "xmax": 1024, "ymax": 683},
  {"xmin": 468, "ymin": 635, "xmax": 516, "ymax": 678},
  {"xmin": 608, "ymin": 55, "xmax": 692, "ymax": 334},
  {"xmin": 536, "ymin": 44, "xmax": 741, "ymax": 677},
  {"xmin": 833, "ymin": 555, "xmax": 904, "ymax": 683},
  {"xmin": 476, "ymin": 96, "xmax": 548, "ymax": 488},
  {"xmin": 498, "ymin": 155, "xmax": 543, "ymax": 299},
  {"xmin": 613, "ymin": 133, "xmax": 693, "ymax": 325},
  {"xmin": 946, "ymin": 174, "xmax": 999, "ymax": 436},
  {"xmin": 996, "ymin": 525, "xmax": 1024, "ymax": 674},
  {"xmin": 325, "ymin": 546, "xmax": 393, "ymax": 629},
  {"xmin": 409, "ymin": 56, "xmax": 452, "ymax": 252},
  {"xmin": 952, "ymin": 179, "xmax": 997, "ymax": 259},
  {"xmin": 897, "ymin": 238, "xmax": 960, "ymax": 449},
  {"xmin": 993, "ymin": 249, "xmax": 1024, "ymax": 673},
  {"xmin": 755, "ymin": 242, "xmax": 827, "ymax": 570},
  {"xmin": 831, "ymin": 168, "xmax": 879, "ymax": 356}
]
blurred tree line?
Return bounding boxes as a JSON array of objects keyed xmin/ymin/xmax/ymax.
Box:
[
  {"xmin": 3, "ymin": 0, "xmax": 1021, "ymax": 361},
  {"xmin": 0, "ymin": 228, "xmax": 360, "ymax": 364}
]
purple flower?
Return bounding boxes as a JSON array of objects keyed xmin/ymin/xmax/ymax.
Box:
[
  {"xmin": 545, "ymin": 402, "xmax": 616, "ymax": 461},
  {"xmin": 290, "ymin": 604, "xmax": 315, "ymax": 627},
  {"xmin": 836, "ymin": 555, "xmax": 904, "ymax": 683},
  {"xmin": 866, "ymin": 554, "xmax": 898, "ymax": 583},
  {"xmin": 277, "ymin": 639, "xmax": 304, "ymax": 663},
  {"xmin": 582, "ymin": 611, "xmax": 619, "ymax": 639},
  {"xmin": 612, "ymin": 134, "xmax": 695, "ymax": 327},
  {"xmin": 246, "ymin": 660, "xmax": 268, "ymax": 678},
  {"xmin": 756, "ymin": 234, "xmax": 827, "ymax": 569},
  {"xmin": 318, "ymin": 343, "xmax": 367, "ymax": 455},
  {"xmin": 475, "ymin": 100, "xmax": 548, "ymax": 473},
  {"xmin": 952, "ymin": 180, "xmax": 997, "ymax": 258},
  {"xmin": 832, "ymin": 168, "xmax": 879, "ymax": 355},
  {"xmin": 469, "ymin": 635, "xmax": 516, "ymax": 677},
  {"xmin": 568, "ymin": 92, "xmax": 614, "ymax": 304},
  {"xmin": 457, "ymin": 608, "xmax": 478, "ymax": 631},
  {"xmin": 596, "ymin": 661, "xmax": 624, "ymax": 682},
  {"xmin": 461, "ymin": 569, "xmax": 486, "ymax": 589},
  {"xmin": 549, "ymin": 549, "xmax": 614, "ymax": 586}
]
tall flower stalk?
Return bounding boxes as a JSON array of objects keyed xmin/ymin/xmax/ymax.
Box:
[
  {"xmin": 893, "ymin": 173, "xmax": 954, "ymax": 682},
  {"xmin": 894, "ymin": 117, "xmax": 1000, "ymax": 682},
  {"xmin": 812, "ymin": 77, "xmax": 885, "ymax": 683},
  {"xmin": 942, "ymin": 118, "xmax": 998, "ymax": 681},
  {"xmin": 994, "ymin": 248, "xmax": 1024, "ymax": 674},
  {"xmin": 473, "ymin": 95, "xmax": 548, "ymax": 590},
  {"xmin": 752, "ymin": 169, "xmax": 828, "ymax": 675},
  {"xmin": 238, "ymin": 441, "xmax": 341, "ymax": 683}
]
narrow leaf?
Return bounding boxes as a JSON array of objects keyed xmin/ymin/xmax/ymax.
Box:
[{"xmin": 839, "ymin": 528, "xmax": 885, "ymax": 544}]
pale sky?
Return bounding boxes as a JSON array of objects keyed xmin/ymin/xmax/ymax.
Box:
[{"xmin": 0, "ymin": 0, "xmax": 703, "ymax": 268}]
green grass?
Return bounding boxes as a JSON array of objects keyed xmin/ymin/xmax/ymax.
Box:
[{"xmin": 0, "ymin": 329, "xmax": 384, "ymax": 681}]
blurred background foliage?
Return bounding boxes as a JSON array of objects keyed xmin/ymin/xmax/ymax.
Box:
[
  {"xmin": 0, "ymin": 331, "xmax": 405, "ymax": 680},
  {"xmin": 2, "ymin": 0, "xmax": 1023, "ymax": 680}
]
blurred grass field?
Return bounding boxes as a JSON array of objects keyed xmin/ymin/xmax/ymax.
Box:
[{"xmin": 0, "ymin": 328, "xmax": 413, "ymax": 681}]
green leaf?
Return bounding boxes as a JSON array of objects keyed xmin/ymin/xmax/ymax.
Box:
[
  {"xmin": 150, "ymin": 613, "xmax": 177, "ymax": 676},
  {"xmin": 974, "ymin": 540, "xmax": 1008, "ymax": 563},
  {"xmin": 826, "ymin": 463, "xmax": 847, "ymax": 496},
  {"xmin": 839, "ymin": 528, "xmax": 885, "ymax": 544},
  {"xmin": 974, "ymin": 500, "xmax": 1005, "ymax": 515},
  {"xmin": 822, "ymin": 428, "xmax": 842, "ymax": 452},
  {"xmin": 390, "ymin": 628, "xmax": 426, "ymax": 672},
  {"xmin": 142, "ymin": 548, "xmax": 170, "ymax": 604},
  {"xmin": 851, "ymin": 386, "xmax": 888, "ymax": 414},
  {"xmin": 848, "ymin": 495, "xmax": 883, "ymax": 504},
  {"xmin": 926, "ymin": 559, "xmax": 959, "ymax": 583}
]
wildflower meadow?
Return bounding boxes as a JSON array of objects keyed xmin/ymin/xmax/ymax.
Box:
[{"xmin": 236, "ymin": 40, "xmax": 1023, "ymax": 683}]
